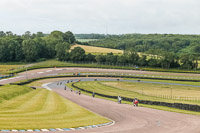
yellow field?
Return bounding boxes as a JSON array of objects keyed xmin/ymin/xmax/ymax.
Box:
[
  {"xmin": 71, "ymin": 44, "xmax": 123, "ymax": 55},
  {"xmin": 71, "ymin": 44, "xmax": 159, "ymax": 58}
]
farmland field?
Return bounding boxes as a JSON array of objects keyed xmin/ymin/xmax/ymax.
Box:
[
  {"xmin": 71, "ymin": 44, "xmax": 123, "ymax": 55},
  {"xmin": 0, "ymin": 85, "xmax": 109, "ymax": 130}
]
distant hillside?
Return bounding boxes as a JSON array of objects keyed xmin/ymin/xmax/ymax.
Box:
[
  {"xmin": 75, "ymin": 34, "xmax": 106, "ymax": 39},
  {"xmin": 76, "ymin": 39, "xmax": 98, "ymax": 42},
  {"xmin": 71, "ymin": 44, "xmax": 123, "ymax": 55},
  {"xmin": 87, "ymin": 34, "xmax": 200, "ymax": 55}
]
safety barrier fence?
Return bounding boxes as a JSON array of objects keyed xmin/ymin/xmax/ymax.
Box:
[{"xmin": 0, "ymin": 74, "xmax": 14, "ymax": 79}]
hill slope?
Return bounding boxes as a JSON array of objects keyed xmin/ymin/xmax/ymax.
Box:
[
  {"xmin": 71, "ymin": 44, "xmax": 123, "ymax": 55},
  {"xmin": 87, "ymin": 34, "xmax": 200, "ymax": 54}
]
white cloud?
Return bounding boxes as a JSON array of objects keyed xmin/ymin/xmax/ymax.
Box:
[{"xmin": 0, "ymin": 0, "xmax": 200, "ymax": 34}]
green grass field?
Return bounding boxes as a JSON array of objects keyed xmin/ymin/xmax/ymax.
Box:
[
  {"xmin": 69, "ymin": 81, "xmax": 200, "ymax": 105},
  {"xmin": 0, "ymin": 85, "xmax": 109, "ymax": 130},
  {"xmin": 66, "ymin": 81, "xmax": 200, "ymax": 115},
  {"xmin": 71, "ymin": 44, "xmax": 123, "ymax": 55}
]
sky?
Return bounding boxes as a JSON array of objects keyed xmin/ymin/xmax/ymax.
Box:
[{"xmin": 0, "ymin": 0, "xmax": 200, "ymax": 35}]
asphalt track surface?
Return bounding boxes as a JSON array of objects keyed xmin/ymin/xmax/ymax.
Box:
[{"xmin": 1, "ymin": 68, "xmax": 200, "ymax": 133}]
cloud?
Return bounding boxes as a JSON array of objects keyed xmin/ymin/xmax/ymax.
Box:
[{"xmin": 0, "ymin": 0, "xmax": 200, "ymax": 34}]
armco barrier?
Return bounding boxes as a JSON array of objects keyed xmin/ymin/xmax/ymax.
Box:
[{"xmin": 72, "ymin": 83, "xmax": 200, "ymax": 112}]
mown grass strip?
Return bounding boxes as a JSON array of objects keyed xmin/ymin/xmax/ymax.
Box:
[
  {"xmin": 0, "ymin": 85, "xmax": 32, "ymax": 103},
  {"xmin": 0, "ymin": 86, "xmax": 110, "ymax": 130}
]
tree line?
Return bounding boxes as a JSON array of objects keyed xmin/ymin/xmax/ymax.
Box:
[
  {"xmin": 0, "ymin": 31, "xmax": 75, "ymax": 62},
  {"xmin": 83, "ymin": 34, "xmax": 200, "ymax": 69},
  {"xmin": 0, "ymin": 31, "xmax": 199, "ymax": 70},
  {"xmin": 58, "ymin": 46, "xmax": 199, "ymax": 70}
]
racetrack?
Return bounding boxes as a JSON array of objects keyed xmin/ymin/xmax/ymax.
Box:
[
  {"xmin": 1, "ymin": 68, "xmax": 200, "ymax": 133},
  {"xmin": 1, "ymin": 67, "xmax": 200, "ymax": 85},
  {"xmin": 46, "ymin": 79, "xmax": 200, "ymax": 133}
]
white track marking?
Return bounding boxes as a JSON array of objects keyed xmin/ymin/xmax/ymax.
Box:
[
  {"xmin": 37, "ymin": 72, "xmax": 44, "ymax": 74},
  {"xmin": 42, "ymin": 83, "xmax": 52, "ymax": 91}
]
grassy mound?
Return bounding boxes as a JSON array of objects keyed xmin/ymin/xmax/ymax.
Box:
[
  {"xmin": 0, "ymin": 87, "xmax": 109, "ymax": 130},
  {"xmin": 0, "ymin": 85, "xmax": 32, "ymax": 103}
]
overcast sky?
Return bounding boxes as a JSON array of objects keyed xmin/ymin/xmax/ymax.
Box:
[{"xmin": 0, "ymin": 0, "xmax": 200, "ymax": 35}]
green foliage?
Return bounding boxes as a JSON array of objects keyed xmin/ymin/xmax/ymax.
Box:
[
  {"xmin": 70, "ymin": 47, "xmax": 86, "ymax": 61},
  {"xmin": 22, "ymin": 39, "xmax": 40, "ymax": 62},
  {"xmin": 87, "ymin": 34, "xmax": 200, "ymax": 69},
  {"xmin": 55, "ymin": 42, "xmax": 70, "ymax": 61},
  {"xmin": 0, "ymin": 31, "xmax": 199, "ymax": 70},
  {"xmin": 0, "ymin": 37, "xmax": 24, "ymax": 62},
  {"xmin": 64, "ymin": 31, "xmax": 76, "ymax": 44},
  {"xmin": 95, "ymin": 54, "xmax": 106, "ymax": 63},
  {"xmin": 85, "ymin": 53, "xmax": 95, "ymax": 62},
  {"xmin": 0, "ymin": 30, "xmax": 76, "ymax": 63},
  {"xmin": 88, "ymin": 34, "xmax": 199, "ymax": 53}
]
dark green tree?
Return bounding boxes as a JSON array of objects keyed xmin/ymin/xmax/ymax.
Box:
[
  {"xmin": 179, "ymin": 53, "xmax": 193, "ymax": 69},
  {"xmin": 70, "ymin": 47, "xmax": 86, "ymax": 61},
  {"xmin": 0, "ymin": 31, "xmax": 6, "ymax": 37},
  {"xmin": 127, "ymin": 49, "xmax": 139, "ymax": 64},
  {"xmin": 95, "ymin": 54, "xmax": 106, "ymax": 63},
  {"xmin": 55, "ymin": 42, "xmax": 70, "ymax": 61},
  {"xmin": 138, "ymin": 55, "xmax": 148, "ymax": 66},
  {"xmin": 63, "ymin": 31, "xmax": 76, "ymax": 44},
  {"xmin": 117, "ymin": 55, "xmax": 128, "ymax": 64},
  {"xmin": 22, "ymin": 39, "xmax": 40, "ymax": 62},
  {"xmin": 85, "ymin": 53, "xmax": 95, "ymax": 62}
]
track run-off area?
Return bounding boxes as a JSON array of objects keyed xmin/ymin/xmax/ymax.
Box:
[{"xmin": 1, "ymin": 67, "xmax": 200, "ymax": 133}]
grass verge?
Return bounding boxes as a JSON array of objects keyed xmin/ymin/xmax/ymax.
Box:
[{"xmin": 6, "ymin": 59, "xmax": 200, "ymax": 75}]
